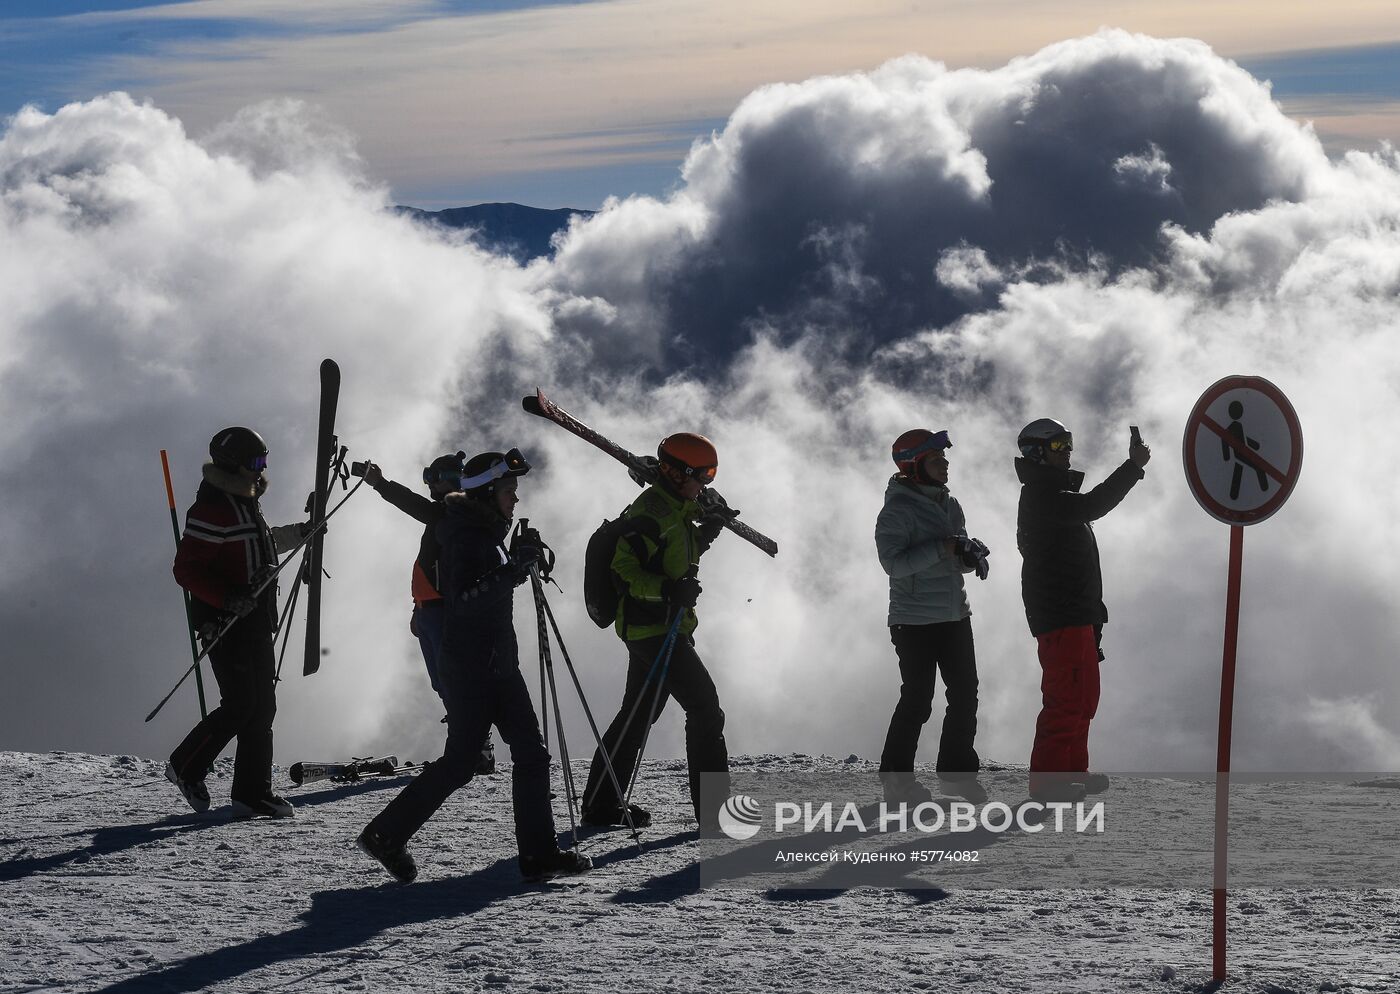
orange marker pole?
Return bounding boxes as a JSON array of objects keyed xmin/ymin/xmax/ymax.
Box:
[
  {"xmin": 1212, "ymin": 523, "xmax": 1244, "ymax": 981},
  {"xmin": 161, "ymin": 450, "xmax": 208, "ymax": 718}
]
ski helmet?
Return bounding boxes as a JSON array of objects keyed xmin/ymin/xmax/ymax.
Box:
[
  {"xmin": 209, "ymin": 427, "xmax": 268, "ymax": 473},
  {"xmin": 1017, "ymin": 418, "xmax": 1071, "ymax": 462},
  {"xmin": 657, "ymin": 433, "xmax": 718, "ymax": 488},
  {"xmin": 423, "ymin": 450, "xmax": 467, "ymax": 487},
  {"xmin": 459, "ymin": 448, "xmax": 530, "ymax": 498},
  {"xmin": 891, "ymin": 428, "xmax": 952, "ymax": 480}
]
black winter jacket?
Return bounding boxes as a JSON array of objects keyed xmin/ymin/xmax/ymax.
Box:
[
  {"xmin": 374, "ymin": 479, "xmax": 447, "ymax": 603},
  {"xmin": 436, "ymin": 494, "xmax": 528, "ymax": 670},
  {"xmin": 1015, "ymin": 457, "xmax": 1144, "ymax": 636}
]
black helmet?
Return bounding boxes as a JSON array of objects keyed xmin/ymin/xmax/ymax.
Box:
[
  {"xmin": 423, "ymin": 450, "xmax": 467, "ymax": 486},
  {"xmin": 1017, "ymin": 418, "xmax": 1071, "ymax": 463},
  {"xmin": 459, "ymin": 448, "xmax": 530, "ymax": 498},
  {"xmin": 210, "ymin": 426, "xmax": 268, "ymax": 473}
]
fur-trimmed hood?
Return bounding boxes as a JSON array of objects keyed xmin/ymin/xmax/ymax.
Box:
[{"xmin": 203, "ymin": 461, "xmax": 267, "ymax": 500}]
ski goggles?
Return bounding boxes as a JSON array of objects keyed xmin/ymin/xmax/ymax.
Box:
[
  {"xmin": 459, "ymin": 447, "xmax": 530, "ymax": 491},
  {"xmin": 248, "ymin": 454, "xmax": 268, "ymax": 472},
  {"xmin": 1047, "ymin": 434, "xmax": 1073, "ymax": 453},
  {"xmin": 892, "ymin": 430, "xmax": 952, "ymax": 464},
  {"xmin": 659, "ymin": 454, "xmax": 717, "ymax": 485}
]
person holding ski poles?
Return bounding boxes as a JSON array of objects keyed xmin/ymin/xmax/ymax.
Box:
[
  {"xmin": 357, "ymin": 449, "xmax": 590, "ymax": 883},
  {"xmin": 165, "ymin": 427, "xmax": 311, "ymax": 819},
  {"xmin": 360, "ymin": 451, "xmax": 495, "ymax": 774},
  {"xmin": 875, "ymin": 428, "xmax": 992, "ymax": 806},
  {"xmin": 1015, "ymin": 419, "xmax": 1150, "ymax": 802},
  {"xmin": 580, "ymin": 433, "xmax": 732, "ymax": 833}
]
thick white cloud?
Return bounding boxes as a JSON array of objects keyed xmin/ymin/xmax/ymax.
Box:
[{"xmin": 5, "ymin": 31, "xmax": 1400, "ymax": 779}]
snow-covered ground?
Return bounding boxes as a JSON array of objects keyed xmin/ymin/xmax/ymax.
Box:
[{"xmin": 3, "ymin": 751, "xmax": 1397, "ymax": 993}]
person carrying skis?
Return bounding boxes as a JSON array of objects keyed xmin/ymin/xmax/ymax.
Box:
[
  {"xmin": 361, "ymin": 451, "xmax": 495, "ymax": 774},
  {"xmin": 1015, "ymin": 419, "xmax": 1150, "ymax": 802},
  {"xmin": 165, "ymin": 427, "xmax": 311, "ymax": 818},
  {"xmin": 875, "ymin": 428, "xmax": 991, "ymax": 805},
  {"xmin": 580, "ymin": 433, "xmax": 732, "ymax": 832},
  {"xmin": 356, "ymin": 449, "xmax": 590, "ymax": 883}
]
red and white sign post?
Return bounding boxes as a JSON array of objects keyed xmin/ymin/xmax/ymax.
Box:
[{"xmin": 1182, "ymin": 375, "xmax": 1303, "ymax": 982}]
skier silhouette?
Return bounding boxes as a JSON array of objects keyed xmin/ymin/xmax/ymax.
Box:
[{"xmin": 1223, "ymin": 400, "xmax": 1268, "ymax": 500}]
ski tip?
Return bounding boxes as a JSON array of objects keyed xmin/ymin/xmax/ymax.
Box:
[{"xmin": 522, "ymin": 394, "xmax": 544, "ymax": 416}]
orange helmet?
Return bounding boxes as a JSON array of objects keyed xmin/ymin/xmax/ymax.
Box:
[{"xmin": 657, "ymin": 432, "xmax": 718, "ymax": 487}]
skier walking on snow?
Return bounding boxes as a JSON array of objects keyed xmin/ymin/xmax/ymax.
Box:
[
  {"xmin": 1015, "ymin": 419, "xmax": 1150, "ymax": 802},
  {"xmin": 580, "ymin": 433, "xmax": 732, "ymax": 832},
  {"xmin": 875, "ymin": 428, "xmax": 992, "ymax": 805},
  {"xmin": 165, "ymin": 427, "xmax": 311, "ymax": 819},
  {"xmin": 357, "ymin": 449, "xmax": 590, "ymax": 883},
  {"xmin": 361, "ymin": 451, "xmax": 495, "ymax": 774}
]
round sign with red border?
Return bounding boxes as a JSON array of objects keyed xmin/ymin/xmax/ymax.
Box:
[{"xmin": 1182, "ymin": 375, "xmax": 1302, "ymax": 525}]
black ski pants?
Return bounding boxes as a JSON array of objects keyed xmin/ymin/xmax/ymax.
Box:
[
  {"xmin": 582, "ymin": 634, "xmax": 729, "ymax": 823},
  {"xmin": 169, "ymin": 614, "xmax": 277, "ymax": 802},
  {"xmin": 368, "ymin": 645, "xmax": 556, "ymax": 859},
  {"xmin": 879, "ymin": 617, "xmax": 980, "ymax": 778}
]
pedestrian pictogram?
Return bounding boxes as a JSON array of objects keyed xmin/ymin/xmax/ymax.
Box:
[{"xmin": 1183, "ymin": 376, "xmax": 1302, "ymax": 525}]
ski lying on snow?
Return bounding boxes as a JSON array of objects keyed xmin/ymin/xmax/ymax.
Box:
[{"xmin": 288, "ymin": 756, "xmax": 414, "ymax": 786}]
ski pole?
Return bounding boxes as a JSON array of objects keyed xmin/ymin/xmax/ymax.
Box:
[
  {"xmin": 529, "ymin": 569, "xmax": 581, "ymax": 851},
  {"xmin": 580, "ymin": 608, "xmax": 681, "ymax": 812},
  {"xmin": 161, "ymin": 450, "xmax": 208, "ymax": 719},
  {"xmin": 535, "ymin": 577, "xmax": 643, "ymax": 843},
  {"xmin": 144, "ymin": 476, "xmax": 366, "ymax": 723},
  {"xmin": 624, "ymin": 611, "xmax": 684, "ymax": 809},
  {"xmin": 272, "ymin": 548, "xmax": 308, "ymax": 682}
]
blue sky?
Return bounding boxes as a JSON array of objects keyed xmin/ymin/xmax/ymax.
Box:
[{"xmin": 4, "ymin": 1, "xmax": 1399, "ymax": 209}]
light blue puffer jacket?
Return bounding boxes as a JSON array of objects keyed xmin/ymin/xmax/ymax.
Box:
[{"xmin": 875, "ymin": 475, "xmax": 972, "ymax": 626}]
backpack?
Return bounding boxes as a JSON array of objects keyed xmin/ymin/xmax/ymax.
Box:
[{"xmin": 582, "ymin": 515, "xmax": 657, "ymax": 628}]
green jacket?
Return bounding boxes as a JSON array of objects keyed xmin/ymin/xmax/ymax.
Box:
[{"xmin": 612, "ymin": 483, "xmax": 703, "ymax": 641}]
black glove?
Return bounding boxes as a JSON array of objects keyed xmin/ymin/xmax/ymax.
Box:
[
  {"xmin": 695, "ymin": 489, "xmax": 739, "ymax": 520},
  {"xmin": 954, "ymin": 536, "xmax": 991, "ymax": 581},
  {"xmin": 509, "ymin": 525, "xmax": 548, "ymax": 576},
  {"xmin": 629, "ymin": 455, "xmax": 659, "ymax": 487},
  {"xmin": 224, "ymin": 589, "xmax": 258, "ymax": 618},
  {"xmin": 511, "ymin": 542, "xmax": 545, "ymax": 573},
  {"xmin": 661, "ymin": 571, "xmax": 702, "ymax": 608}
]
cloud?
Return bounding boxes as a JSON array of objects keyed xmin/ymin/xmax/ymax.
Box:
[
  {"xmin": 6, "ymin": 31, "xmax": 1400, "ymax": 779},
  {"xmin": 547, "ymin": 32, "xmax": 1329, "ymax": 370}
]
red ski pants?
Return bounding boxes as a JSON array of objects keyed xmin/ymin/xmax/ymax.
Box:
[{"xmin": 1029, "ymin": 625, "xmax": 1100, "ymax": 790}]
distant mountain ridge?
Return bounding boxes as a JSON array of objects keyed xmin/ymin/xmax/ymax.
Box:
[{"xmin": 396, "ymin": 202, "xmax": 594, "ymax": 261}]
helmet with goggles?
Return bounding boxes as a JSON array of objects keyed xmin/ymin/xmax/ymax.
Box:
[
  {"xmin": 209, "ymin": 426, "xmax": 268, "ymax": 474},
  {"xmin": 891, "ymin": 428, "xmax": 952, "ymax": 480},
  {"xmin": 460, "ymin": 448, "xmax": 531, "ymax": 498},
  {"xmin": 423, "ymin": 450, "xmax": 467, "ymax": 487},
  {"xmin": 657, "ymin": 433, "xmax": 718, "ymax": 489},
  {"xmin": 1017, "ymin": 418, "xmax": 1072, "ymax": 463}
]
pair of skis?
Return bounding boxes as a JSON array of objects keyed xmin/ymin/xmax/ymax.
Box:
[
  {"xmin": 522, "ymin": 389, "xmax": 779, "ymax": 558},
  {"xmin": 289, "ymin": 756, "xmax": 416, "ymax": 787}
]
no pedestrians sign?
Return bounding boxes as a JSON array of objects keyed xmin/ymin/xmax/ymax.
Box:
[{"xmin": 1183, "ymin": 375, "xmax": 1303, "ymax": 525}]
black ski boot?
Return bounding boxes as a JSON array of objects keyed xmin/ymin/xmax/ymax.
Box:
[
  {"xmin": 938, "ymin": 775, "xmax": 989, "ymax": 804},
  {"xmin": 1078, "ymin": 773, "xmax": 1110, "ymax": 795},
  {"xmin": 165, "ymin": 761, "xmax": 211, "ymax": 813},
  {"xmin": 580, "ymin": 802, "xmax": 651, "ymax": 829},
  {"xmin": 475, "ymin": 741, "xmax": 497, "ymax": 775},
  {"xmin": 519, "ymin": 848, "xmax": 592, "ymax": 882},
  {"xmin": 357, "ymin": 827, "xmax": 418, "ymax": 883},
  {"xmin": 230, "ymin": 792, "xmax": 294, "ymax": 819}
]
